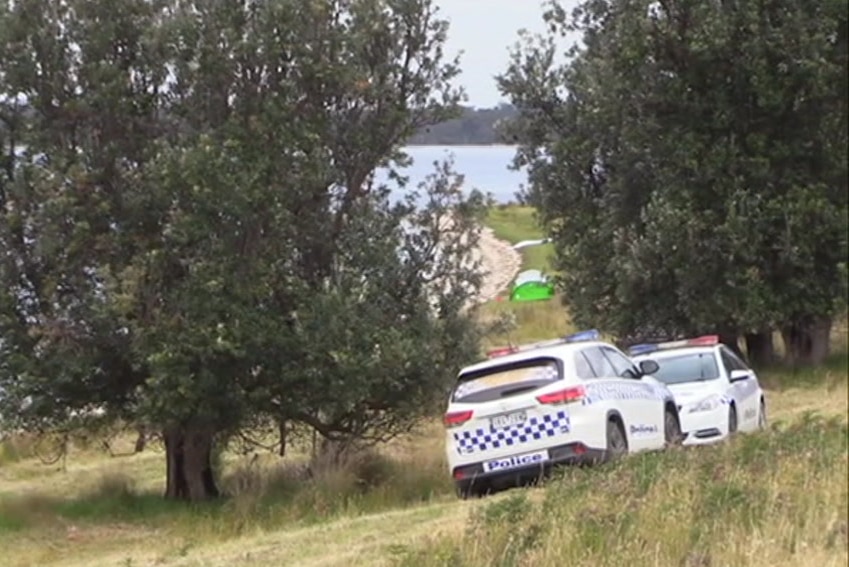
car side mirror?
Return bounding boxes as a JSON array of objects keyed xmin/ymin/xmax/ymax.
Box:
[
  {"xmin": 729, "ymin": 369, "xmax": 751, "ymax": 382},
  {"xmin": 638, "ymin": 359, "xmax": 660, "ymax": 376}
]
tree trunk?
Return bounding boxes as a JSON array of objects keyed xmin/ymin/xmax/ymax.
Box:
[
  {"xmin": 163, "ymin": 426, "xmax": 219, "ymax": 501},
  {"xmin": 809, "ymin": 317, "xmax": 832, "ymax": 364},
  {"xmin": 134, "ymin": 424, "xmax": 147, "ymax": 453},
  {"xmin": 718, "ymin": 332, "xmax": 743, "ymax": 358},
  {"xmin": 744, "ymin": 331, "xmax": 775, "ymax": 368},
  {"xmin": 781, "ymin": 316, "xmax": 832, "ymax": 367},
  {"xmin": 278, "ymin": 419, "xmax": 287, "ymax": 457}
]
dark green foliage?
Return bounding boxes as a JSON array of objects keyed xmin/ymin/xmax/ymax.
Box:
[
  {"xmin": 0, "ymin": 0, "xmax": 483, "ymax": 499},
  {"xmin": 498, "ymin": 0, "xmax": 848, "ymax": 362}
]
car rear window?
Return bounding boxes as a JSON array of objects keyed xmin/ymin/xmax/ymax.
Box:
[
  {"xmin": 452, "ymin": 358, "xmax": 562, "ymax": 403},
  {"xmin": 651, "ymin": 353, "xmax": 720, "ymax": 384}
]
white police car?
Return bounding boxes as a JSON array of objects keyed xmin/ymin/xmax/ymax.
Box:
[
  {"xmin": 629, "ymin": 335, "xmax": 766, "ymax": 446},
  {"xmin": 443, "ymin": 330, "xmax": 682, "ymax": 498}
]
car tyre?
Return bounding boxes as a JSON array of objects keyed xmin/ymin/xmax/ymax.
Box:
[
  {"xmin": 455, "ymin": 480, "xmax": 487, "ymax": 500},
  {"xmin": 728, "ymin": 404, "xmax": 738, "ymax": 436},
  {"xmin": 664, "ymin": 408, "xmax": 683, "ymax": 447},
  {"xmin": 757, "ymin": 398, "xmax": 767, "ymax": 430},
  {"xmin": 603, "ymin": 418, "xmax": 628, "ymax": 463}
]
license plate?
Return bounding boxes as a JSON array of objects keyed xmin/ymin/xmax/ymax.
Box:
[
  {"xmin": 490, "ymin": 410, "xmax": 527, "ymax": 430},
  {"xmin": 483, "ymin": 449, "xmax": 549, "ymax": 473}
]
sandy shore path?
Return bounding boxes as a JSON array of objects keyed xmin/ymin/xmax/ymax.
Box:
[{"xmin": 472, "ymin": 225, "xmax": 523, "ymax": 304}]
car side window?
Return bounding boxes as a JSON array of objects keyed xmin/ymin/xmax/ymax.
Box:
[
  {"xmin": 728, "ymin": 349, "xmax": 750, "ymax": 370},
  {"xmin": 600, "ymin": 346, "xmax": 639, "ymax": 378},
  {"xmin": 582, "ymin": 347, "xmax": 618, "ymax": 378},
  {"xmin": 720, "ymin": 347, "xmax": 747, "ymax": 373},
  {"xmin": 574, "ymin": 352, "xmax": 596, "ymax": 379},
  {"xmin": 719, "ymin": 350, "xmax": 734, "ymax": 374}
]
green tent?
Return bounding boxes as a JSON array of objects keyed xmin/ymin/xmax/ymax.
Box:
[{"xmin": 509, "ymin": 269, "xmax": 555, "ymax": 302}]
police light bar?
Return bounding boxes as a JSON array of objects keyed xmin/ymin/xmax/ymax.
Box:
[
  {"xmin": 564, "ymin": 329, "xmax": 601, "ymax": 343},
  {"xmin": 486, "ymin": 329, "xmax": 601, "ymax": 358},
  {"xmin": 486, "ymin": 346, "xmax": 517, "ymax": 358},
  {"xmin": 628, "ymin": 334, "xmax": 720, "ymax": 356}
]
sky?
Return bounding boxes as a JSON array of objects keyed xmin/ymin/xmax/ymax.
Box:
[{"xmin": 435, "ymin": 0, "xmax": 582, "ymax": 108}]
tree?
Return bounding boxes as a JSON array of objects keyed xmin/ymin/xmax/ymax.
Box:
[
  {"xmin": 498, "ymin": 0, "xmax": 847, "ymax": 365},
  {"xmin": 0, "ymin": 0, "xmax": 483, "ymax": 501}
]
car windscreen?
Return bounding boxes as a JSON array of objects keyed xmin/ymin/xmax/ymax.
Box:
[
  {"xmin": 649, "ymin": 353, "xmax": 720, "ymax": 385},
  {"xmin": 452, "ymin": 358, "xmax": 562, "ymax": 403}
]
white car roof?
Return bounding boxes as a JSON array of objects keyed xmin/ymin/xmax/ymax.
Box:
[
  {"xmin": 460, "ymin": 340, "xmax": 608, "ymax": 375},
  {"xmin": 632, "ymin": 345, "xmax": 720, "ymax": 360}
]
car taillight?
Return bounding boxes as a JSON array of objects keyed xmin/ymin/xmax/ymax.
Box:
[
  {"xmin": 537, "ymin": 385, "xmax": 586, "ymax": 405},
  {"xmin": 443, "ymin": 410, "xmax": 474, "ymax": 427}
]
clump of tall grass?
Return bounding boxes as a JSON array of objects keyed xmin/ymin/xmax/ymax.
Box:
[
  {"xmin": 0, "ymin": 432, "xmax": 40, "ymax": 466},
  {"xmin": 397, "ymin": 413, "xmax": 848, "ymax": 567},
  {"xmin": 214, "ymin": 442, "xmax": 453, "ymax": 536},
  {"xmin": 0, "ymin": 439, "xmax": 455, "ymax": 541}
]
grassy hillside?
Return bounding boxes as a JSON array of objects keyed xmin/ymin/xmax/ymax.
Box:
[
  {"xmin": 401, "ymin": 413, "xmax": 848, "ymax": 567},
  {"xmin": 0, "ymin": 356, "xmax": 845, "ymax": 566},
  {"xmin": 0, "ymin": 205, "xmax": 846, "ymax": 567}
]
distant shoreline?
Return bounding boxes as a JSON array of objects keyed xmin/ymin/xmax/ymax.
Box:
[{"xmin": 405, "ymin": 143, "xmax": 518, "ymax": 149}]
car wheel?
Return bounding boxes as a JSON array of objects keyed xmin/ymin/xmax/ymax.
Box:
[
  {"xmin": 455, "ymin": 480, "xmax": 487, "ymax": 500},
  {"xmin": 604, "ymin": 418, "xmax": 628, "ymax": 463},
  {"xmin": 664, "ymin": 408, "xmax": 683, "ymax": 447},
  {"xmin": 728, "ymin": 404, "xmax": 738, "ymax": 436},
  {"xmin": 757, "ymin": 398, "xmax": 767, "ymax": 430}
]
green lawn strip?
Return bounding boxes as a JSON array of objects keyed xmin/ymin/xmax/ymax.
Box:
[{"xmin": 484, "ymin": 205, "xmax": 553, "ymax": 272}]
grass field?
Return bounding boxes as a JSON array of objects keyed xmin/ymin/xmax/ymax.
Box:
[
  {"xmin": 0, "ymin": 205, "xmax": 846, "ymax": 567},
  {"xmin": 0, "ymin": 356, "xmax": 845, "ymax": 566},
  {"xmin": 484, "ymin": 205, "xmax": 554, "ymax": 273}
]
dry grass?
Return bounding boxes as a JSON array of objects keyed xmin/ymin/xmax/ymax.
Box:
[
  {"xmin": 398, "ymin": 407, "xmax": 848, "ymax": 567},
  {"xmin": 479, "ymin": 293, "xmax": 575, "ymax": 347},
  {"xmin": 0, "ymin": 357, "xmax": 845, "ymax": 567}
]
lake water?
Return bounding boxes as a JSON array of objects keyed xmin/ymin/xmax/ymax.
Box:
[
  {"xmin": 382, "ymin": 145, "xmax": 525, "ymax": 204},
  {"xmin": 12, "ymin": 143, "xmax": 525, "ymax": 204}
]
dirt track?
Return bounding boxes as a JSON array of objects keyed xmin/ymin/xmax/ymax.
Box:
[{"xmin": 472, "ymin": 225, "xmax": 522, "ymax": 304}]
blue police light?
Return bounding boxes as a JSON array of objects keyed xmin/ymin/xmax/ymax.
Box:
[
  {"xmin": 564, "ymin": 329, "xmax": 600, "ymax": 343},
  {"xmin": 627, "ymin": 343, "xmax": 660, "ymax": 356}
]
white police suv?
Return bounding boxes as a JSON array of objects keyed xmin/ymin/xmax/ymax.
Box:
[
  {"xmin": 629, "ymin": 335, "xmax": 766, "ymax": 446},
  {"xmin": 443, "ymin": 330, "xmax": 682, "ymax": 498}
]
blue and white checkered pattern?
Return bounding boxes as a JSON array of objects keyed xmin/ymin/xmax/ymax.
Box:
[{"xmin": 453, "ymin": 410, "xmax": 570, "ymax": 455}]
